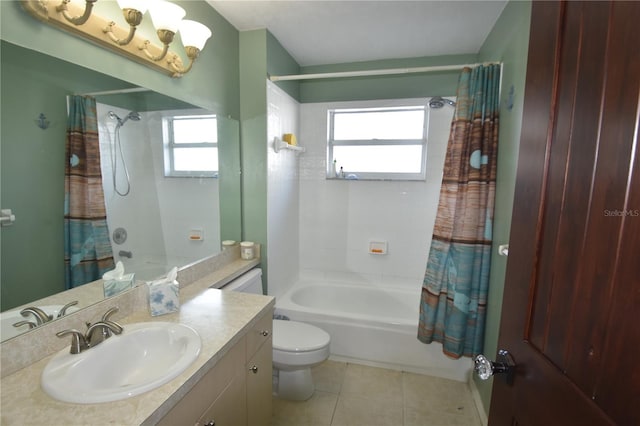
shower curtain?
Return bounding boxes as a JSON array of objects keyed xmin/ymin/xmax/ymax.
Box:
[
  {"xmin": 418, "ymin": 64, "xmax": 500, "ymax": 359},
  {"xmin": 64, "ymin": 95, "xmax": 114, "ymax": 289}
]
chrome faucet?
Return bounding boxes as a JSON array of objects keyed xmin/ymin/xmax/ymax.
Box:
[
  {"xmin": 12, "ymin": 320, "xmax": 37, "ymax": 330},
  {"xmin": 118, "ymin": 250, "xmax": 133, "ymax": 258},
  {"xmin": 56, "ymin": 329, "xmax": 90, "ymax": 354},
  {"xmin": 85, "ymin": 321, "xmax": 123, "ymax": 347},
  {"xmin": 56, "ymin": 307, "xmax": 124, "ymax": 354},
  {"xmin": 20, "ymin": 307, "xmax": 52, "ymax": 325},
  {"xmin": 57, "ymin": 300, "xmax": 79, "ymax": 318}
]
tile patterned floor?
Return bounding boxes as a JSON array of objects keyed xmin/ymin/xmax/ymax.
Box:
[{"xmin": 271, "ymin": 361, "xmax": 482, "ymax": 426}]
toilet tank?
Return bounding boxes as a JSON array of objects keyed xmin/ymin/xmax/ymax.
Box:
[{"xmin": 221, "ymin": 268, "xmax": 263, "ymax": 294}]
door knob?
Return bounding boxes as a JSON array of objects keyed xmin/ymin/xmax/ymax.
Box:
[{"xmin": 474, "ymin": 349, "xmax": 515, "ymax": 384}]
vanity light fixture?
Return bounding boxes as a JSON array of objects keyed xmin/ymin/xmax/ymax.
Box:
[
  {"xmin": 103, "ymin": 0, "xmax": 148, "ymax": 46},
  {"xmin": 21, "ymin": 0, "xmax": 212, "ymax": 78},
  {"xmin": 56, "ymin": 0, "xmax": 97, "ymax": 25},
  {"xmin": 139, "ymin": 0, "xmax": 186, "ymax": 61},
  {"xmin": 167, "ymin": 20, "xmax": 212, "ymax": 75}
]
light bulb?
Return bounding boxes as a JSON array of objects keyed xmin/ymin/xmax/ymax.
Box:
[
  {"xmin": 179, "ymin": 20, "xmax": 212, "ymax": 50},
  {"xmin": 148, "ymin": 0, "xmax": 185, "ymax": 33}
]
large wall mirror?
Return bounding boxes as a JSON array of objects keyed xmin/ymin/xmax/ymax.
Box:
[{"xmin": 0, "ymin": 41, "xmax": 241, "ymax": 341}]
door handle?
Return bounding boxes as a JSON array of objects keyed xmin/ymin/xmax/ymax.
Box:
[{"xmin": 474, "ymin": 349, "xmax": 516, "ymax": 385}]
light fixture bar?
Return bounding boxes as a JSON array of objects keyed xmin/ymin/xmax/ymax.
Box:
[
  {"xmin": 21, "ymin": 0, "xmax": 187, "ymax": 78},
  {"xmin": 56, "ymin": 0, "xmax": 97, "ymax": 26}
]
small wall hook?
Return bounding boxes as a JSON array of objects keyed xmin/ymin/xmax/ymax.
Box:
[{"xmin": 36, "ymin": 113, "xmax": 50, "ymax": 130}]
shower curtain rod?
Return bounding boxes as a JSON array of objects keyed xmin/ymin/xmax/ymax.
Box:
[
  {"xmin": 77, "ymin": 87, "xmax": 150, "ymax": 96},
  {"xmin": 269, "ymin": 62, "xmax": 501, "ymax": 82}
]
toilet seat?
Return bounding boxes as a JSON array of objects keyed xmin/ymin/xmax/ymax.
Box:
[{"xmin": 273, "ymin": 320, "xmax": 330, "ymax": 352}]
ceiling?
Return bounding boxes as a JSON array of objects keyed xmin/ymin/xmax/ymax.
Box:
[{"xmin": 206, "ymin": 1, "xmax": 508, "ymax": 67}]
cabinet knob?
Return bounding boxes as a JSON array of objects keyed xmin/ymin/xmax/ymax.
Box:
[
  {"xmin": 204, "ymin": 421, "xmax": 215, "ymax": 426},
  {"xmin": 249, "ymin": 365, "xmax": 258, "ymax": 374},
  {"xmin": 260, "ymin": 330, "xmax": 270, "ymax": 337}
]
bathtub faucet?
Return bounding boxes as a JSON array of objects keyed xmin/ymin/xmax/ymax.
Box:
[{"xmin": 118, "ymin": 250, "xmax": 132, "ymax": 258}]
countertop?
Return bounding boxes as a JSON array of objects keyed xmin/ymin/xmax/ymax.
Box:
[{"xmin": 0, "ymin": 264, "xmax": 275, "ymax": 425}]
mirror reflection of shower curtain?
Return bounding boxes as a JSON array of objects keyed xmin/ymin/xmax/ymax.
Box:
[{"xmin": 64, "ymin": 95, "xmax": 115, "ymax": 289}]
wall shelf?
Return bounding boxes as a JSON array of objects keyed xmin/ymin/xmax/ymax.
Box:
[{"xmin": 273, "ymin": 137, "xmax": 305, "ymax": 153}]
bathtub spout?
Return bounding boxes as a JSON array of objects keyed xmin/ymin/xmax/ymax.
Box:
[{"xmin": 118, "ymin": 250, "xmax": 132, "ymax": 259}]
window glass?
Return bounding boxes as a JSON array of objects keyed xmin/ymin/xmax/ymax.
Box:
[
  {"xmin": 333, "ymin": 109, "xmax": 424, "ymax": 140},
  {"xmin": 173, "ymin": 116, "xmax": 217, "ymax": 144},
  {"xmin": 333, "ymin": 145, "xmax": 423, "ymax": 174},
  {"xmin": 173, "ymin": 147, "xmax": 218, "ymax": 172},
  {"xmin": 328, "ymin": 105, "xmax": 427, "ymax": 180},
  {"xmin": 164, "ymin": 114, "xmax": 218, "ymax": 177}
]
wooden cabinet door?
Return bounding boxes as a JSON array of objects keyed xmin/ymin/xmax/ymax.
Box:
[
  {"xmin": 197, "ymin": 375, "xmax": 247, "ymax": 426},
  {"xmin": 489, "ymin": 1, "xmax": 640, "ymax": 425},
  {"xmin": 246, "ymin": 339, "xmax": 273, "ymax": 426}
]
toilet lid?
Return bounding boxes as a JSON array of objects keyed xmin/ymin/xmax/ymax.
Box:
[{"xmin": 272, "ymin": 320, "xmax": 330, "ymax": 352}]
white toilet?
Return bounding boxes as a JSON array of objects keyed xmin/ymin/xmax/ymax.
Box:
[{"xmin": 221, "ymin": 268, "xmax": 330, "ymax": 401}]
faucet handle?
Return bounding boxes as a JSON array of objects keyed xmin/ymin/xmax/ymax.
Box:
[
  {"xmin": 85, "ymin": 321, "xmax": 123, "ymax": 347},
  {"xmin": 20, "ymin": 307, "xmax": 52, "ymax": 325},
  {"xmin": 101, "ymin": 306, "xmax": 119, "ymax": 322},
  {"xmin": 57, "ymin": 301, "xmax": 79, "ymax": 318},
  {"xmin": 56, "ymin": 329, "xmax": 89, "ymax": 354},
  {"xmin": 12, "ymin": 320, "xmax": 37, "ymax": 330}
]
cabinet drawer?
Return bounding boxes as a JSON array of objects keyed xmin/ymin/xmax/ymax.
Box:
[
  {"xmin": 158, "ymin": 337, "xmax": 246, "ymax": 426},
  {"xmin": 246, "ymin": 308, "xmax": 273, "ymax": 358}
]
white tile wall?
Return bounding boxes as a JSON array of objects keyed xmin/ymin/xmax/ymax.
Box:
[
  {"xmin": 267, "ymin": 81, "xmax": 301, "ymax": 298},
  {"xmin": 298, "ymin": 99, "xmax": 454, "ymax": 288},
  {"xmin": 97, "ymin": 104, "xmax": 221, "ymax": 279}
]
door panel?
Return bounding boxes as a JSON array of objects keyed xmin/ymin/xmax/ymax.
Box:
[{"xmin": 490, "ymin": 1, "xmax": 640, "ymax": 425}]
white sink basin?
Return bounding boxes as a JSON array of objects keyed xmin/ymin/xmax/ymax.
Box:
[
  {"xmin": 1, "ymin": 305, "xmax": 80, "ymax": 341},
  {"xmin": 41, "ymin": 322, "xmax": 201, "ymax": 404}
]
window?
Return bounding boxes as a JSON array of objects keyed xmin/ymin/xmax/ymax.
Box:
[
  {"xmin": 163, "ymin": 114, "xmax": 218, "ymax": 177},
  {"xmin": 328, "ymin": 105, "xmax": 428, "ymax": 180}
]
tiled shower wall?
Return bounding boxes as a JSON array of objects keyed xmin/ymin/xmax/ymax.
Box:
[
  {"xmin": 267, "ymin": 81, "xmax": 301, "ymax": 298},
  {"xmin": 97, "ymin": 103, "xmax": 221, "ymax": 278},
  {"xmin": 298, "ymin": 99, "xmax": 454, "ymax": 287}
]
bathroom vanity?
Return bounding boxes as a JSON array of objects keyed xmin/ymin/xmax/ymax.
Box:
[{"xmin": 0, "ymin": 251, "xmax": 274, "ymax": 425}]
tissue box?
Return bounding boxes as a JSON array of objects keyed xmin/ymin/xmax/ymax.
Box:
[
  {"xmin": 103, "ymin": 273, "xmax": 135, "ymax": 298},
  {"xmin": 148, "ymin": 280, "xmax": 180, "ymax": 316}
]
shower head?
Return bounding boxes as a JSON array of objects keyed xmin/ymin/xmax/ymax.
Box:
[
  {"xmin": 428, "ymin": 96, "xmax": 456, "ymax": 109},
  {"xmin": 127, "ymin": 111, "xmax": 141, "ymax": 121},
  {"xmin": 108, "ymin": 111, "xmax": 141, "ymax": 127}
]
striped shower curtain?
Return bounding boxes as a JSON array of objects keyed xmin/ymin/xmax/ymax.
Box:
[
  {"xmin": 64, "ymin": 96, "xmax": 114, "ymax": 289},
  {"xmin": 418, "ymin": 65, "xmax": 500, "ymax": 359}
]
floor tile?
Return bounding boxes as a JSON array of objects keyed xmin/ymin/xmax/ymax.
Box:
[
  {"xmin": 331, "ymin": 394, "xmax": 404, "ymax": 426},
  {"xmin": 404, "ymin": 406, "xmax": 482, "ymax": 426},
  {"xmin": 403, "ymin": 372, "xmax": 476, "ymax": 417},
  {"xmin": 340, "ymin": 363, "xmax": 403, "ymax": 405},
  {"xmin": 271, "ymin": 391, "xmax": 338, "ymax": 426},
  {"xmin": 271, "ymin": 361, "xmax": 481, "ymax": 426},
  {"xmin": 312, "ymin": 360, "xmax": 347, "ymax": 394}
]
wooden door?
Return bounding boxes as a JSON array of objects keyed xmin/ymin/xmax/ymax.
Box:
[{"xmin": 489, "ymin": 1, "xmax": 640, "ymax": 425}]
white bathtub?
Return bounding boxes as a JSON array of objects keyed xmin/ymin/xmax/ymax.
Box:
[{"xmin": 275, "ymin": 279, "xmax": 472, "ymax": 382}]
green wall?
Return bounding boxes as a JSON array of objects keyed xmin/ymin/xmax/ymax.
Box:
[
  {"xmin": 1, "ymin": 43, "xmax": 69, "ymax": 309},
  {"xmin": 474, "ymin": 0, "xmax": 532, "ymax": 415},
  {"xmin": 239, "ymin": 30, "xmax": 301, "ymax": 293},
  {"xmin": 0, "ymin": 1, "xmax": 239, "ymax": 116},
  {"xmin": 239, "ymin": 30, "xmax": 269, "ymax": 293},
  {"xmin": 299, "ymin": 54, "xmax": 477, "ymax": 102},
  {"xmin": 267, "ymin": 32, "xmax": 301, "ymax": 101},
  {"xmin": 0, "ymin": 0, "xmax": 240, "ymax": 310}
]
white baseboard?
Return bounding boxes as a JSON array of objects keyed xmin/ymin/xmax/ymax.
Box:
[{"xmin": 468, "ymin": 377, "xmax": 489, "ymax": 426}]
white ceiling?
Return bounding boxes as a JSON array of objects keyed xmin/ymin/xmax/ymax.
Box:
[{"xmin": 207, "ymin": 1, "xmax": 508, "ymax": 67}]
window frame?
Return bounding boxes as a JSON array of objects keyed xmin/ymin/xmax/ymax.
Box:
[
  {"xmin": 163, "ymin": 113, "xmax": 219, "ymax": 178},
  {"xmin": 327, "ymin": 102, "xmax": 429, "ymax": 181}
]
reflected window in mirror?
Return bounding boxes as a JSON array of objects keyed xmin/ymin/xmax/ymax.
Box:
[{"xmin": 163, "ymin": 115, "xmax": 219, "ymax": 177}]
